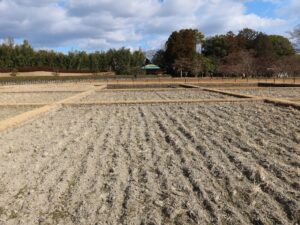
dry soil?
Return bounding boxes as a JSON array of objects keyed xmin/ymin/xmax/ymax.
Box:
[{"xmin": 0, "ymin": 102, "xmax": 299, "ymax": 225}]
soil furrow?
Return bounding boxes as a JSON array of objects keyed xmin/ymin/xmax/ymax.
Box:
[
  {"xmin": 201, "ymin": 104, "xmax": 300, "ymax": 190},
  {"xmin": 188, "ymin": 105, "xmax": 299, "ymax": 223},
  {"xmin": 190, "ymin": 104, "xmax": 300, "ymax": 185},
  {"xmin": 159, "ymin": 105, "xmax": 269, "ymax": 224},
  {"xmin": 150, "ymin": 107, "xmax": 220, "ymax": 224},
  {"xmin": 1, "ymin": 98, "xmax": 299, "ymax": 225},
  {"xmin": 166, "ymin": 105, "xmax": 292, "ymax": 224}
]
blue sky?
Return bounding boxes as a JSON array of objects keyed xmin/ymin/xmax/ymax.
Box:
[
  {"xmin": 0, "ymin": 0, "xmax": 299, "ymax": 52},
  {"xmin": 245, "ymin": 1, "xmax": 277, "ymax": 18}
]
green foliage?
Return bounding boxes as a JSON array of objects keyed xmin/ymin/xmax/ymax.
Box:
[
  {"xmin": 0, "ymin": 29, "xmax": 297, "ymax": 78},
  {"xmin": 201, "ymin": 57, "xmax": 215, "ymax": 75},
  {"xmin": 152, "ymin": 50, "xmax": 166, "ymax": 68},
  {"xmin": 129, "ymin": 66, "xmax": 145, "ymax": 78},
  {"xmin": 237, "ymin": 28, "xmax": 260, "ymax": 49},
  {"xmin": 0, "ymin": 39, "xmax": 146, "ymax": 75},
  {"xmin": 254, "ymin": 33, "xmax": 275, "ymax": 58},
  {"xmin": 201, "ymin": 28, "xmax": 297, "ymax": 76},
  {"xmin": 202, "ymin": 35, "xmax": 229, "ymax": 59},
  {"xmin": 112, "ymin": 48, "xmax": 132, "ymax": 75},
  {"xmin": 131, "ymin": 50, "xmax": 145, "ymax": 67},
  {"xmin": 269, "ymin": 35, "xmax": 295, "ymax": 56}
]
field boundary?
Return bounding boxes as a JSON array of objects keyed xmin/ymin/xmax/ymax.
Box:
[
  {"xmin": 179, "ymin": 84, "xmax": 200, "ymax": 88},
  {"xmin": 0, "ymin": 90, "xmax": 83, "ymax": 93},
  {"xmin": 202, "ymin": 88, "xmax": 258, "ymax": 98},
  {"xmin": 99, "ymin": 88, "xmax": 185, "ymax": 92},
  {"xmin": 0, "ymin": 86, "xmax": 106, "ymax": 132},
  {"xmin": 264, "ymin": 98, "xmax": 300, "ymax": 109},
  {"xmin": 203, "ymin": 87, "xmax": 300, "ymax": 110},
  {"xmin": 0, "ymin": 103, "xmax": 60, "ymax": 132},
  {"xmin": 62, "ymin": 98, "xmax": 263, "ymax": 106},
  {"xmin": 0, "ymin": 103, "xmax": 46, "ymax": 107},
  {"xmin": 99, "ymin": 88, "xmax": 203, "ymax": 92}
]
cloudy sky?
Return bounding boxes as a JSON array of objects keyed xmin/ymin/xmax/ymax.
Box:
[{"xmin": 0, "ymin": 0, "xmax": 299, "ymax": 52}]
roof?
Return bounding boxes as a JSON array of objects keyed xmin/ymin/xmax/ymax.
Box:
[{"xmin": 142, "ymin": 64, "xmax": 160, "ymax": 70}]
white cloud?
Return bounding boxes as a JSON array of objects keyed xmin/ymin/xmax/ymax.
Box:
[
  {"xmin": 0, "ymin": 0, "xmax": 295, "ymax": 51},
  {"xmin": 277, "ymin": 0, "xmax": 300, "ymax": 19}
]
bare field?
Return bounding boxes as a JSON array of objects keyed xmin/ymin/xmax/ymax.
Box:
[
  {"xmin": 78, "ymin": 90, "xmax": 235, "ymax": 102},
  {"xmin": 0, "ymin": 84, "xmax": 94, "ymax": 93},
  {"xmin": 0, "ymin": 92, "xmax": 81, "ymax": 104},
  {"xmin": 0, "ymin": 106, "xmax": 39, "ymax": 121},
  {"xmin": 219, "ymin": 87, "xmax": 300, "ymax": 99},
  {"xmin": 0, "ymin": 102, "xmax": 299, "ymax": 225}
]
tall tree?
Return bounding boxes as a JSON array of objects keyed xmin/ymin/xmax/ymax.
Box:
[
  {"xmin": 237, "ymin": 28, "xmax": 260, "ymax": 49},
  {"xmin": 164, "ymin": 29, "xmax": 204, "ymax": 72},
  {"xmin": 130, "ymin": 50, "xmax": 145, "ymax": 67},
  {"xmin": 152, "ymin": 50, "xmax": 166, "ymax": 68},
  {"xmin": 269, "ymin": 35, "xmax": 295, "ymax": 57},
  {"xmin": 202, "ymin": 35, "xmax": 229, "ymax": 59}
]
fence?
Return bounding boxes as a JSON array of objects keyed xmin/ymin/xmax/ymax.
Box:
[{"xmin": 0, "ymin": 76, "xmax": 299, "ymax": 86}]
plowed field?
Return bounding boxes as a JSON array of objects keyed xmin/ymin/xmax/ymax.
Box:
[
  {"xmin": 79, "ymin": 90, "xmax": 235, "ymax": 102},
  {"xmin": 0, "ymin": 102, "xmax": 299, "ymax": 225}
]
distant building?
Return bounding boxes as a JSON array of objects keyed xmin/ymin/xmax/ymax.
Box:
[
  {"xmin": 142, "ymin": 64, "xmax": 161, "ymax": 75},
  {"xmin": 295, "ymin": 48, "xmax": 300, "ymax": 54}
]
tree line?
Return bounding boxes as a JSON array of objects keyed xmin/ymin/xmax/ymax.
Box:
[
  {"xmin": 0, "ymin": 39, "xmax": 145, "ymax": 75},
  {"xmin": 153, "ymin": 27, "xmax": 300, "ymax": 77},
  {"xmin": 1, "ymin": 26, "xmax": 299, "ymax": 77}
]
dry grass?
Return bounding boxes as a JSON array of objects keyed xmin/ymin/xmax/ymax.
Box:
[{"xmin": 0, "ymin": 71, "xmax": 115, "ymax": 77}]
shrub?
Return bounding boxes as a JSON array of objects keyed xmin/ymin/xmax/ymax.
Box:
[{"xmin": 129, "ymin": 67, "xmax": 145, "ymax": 77}]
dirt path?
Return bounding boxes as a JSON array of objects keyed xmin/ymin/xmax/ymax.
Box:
[
  {"xmin": 0, "ymin": 103, "xmax": 299, "ymax": 225},
  {"xmin": 219, "ymin": 87, "xmax": 300, "ymax": 99}
]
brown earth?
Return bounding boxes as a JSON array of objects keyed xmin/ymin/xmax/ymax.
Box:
[
  {"xmin": 0, "ymin": 102, "xmax": 299, "ymax": 225},
  {"xmin": 0, "ymin": 84, "xmax": 94, "ymax": 93},
  {"xmin": 78, "ymin": 90, "xmax": 237, "ymax": 102},
  {"xmin": 0, "ymin": 106, "xmax": 38, "ymax": 121},
  {"xmin": 0, "ymin": 92, "xmax": 81, "ymax": 104}
]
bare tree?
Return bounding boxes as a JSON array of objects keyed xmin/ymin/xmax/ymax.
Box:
[
  {"xmin": 218, "ymin": 50, "xmax": 255, "ymax": 77},
  {"xmin": 173, "ymin": 58, "xmax": 191, "ymax": 77},
  {"xmin": 276, "ymin": 55, "xmax": 300, "ymax": 76},
  {"xmin": 191, "ymin": 58, "xmax": 202, "ymax": 77},
  {"xmin": 290, "ymin": 25, "xmax": 300, "ymax": 44}
]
